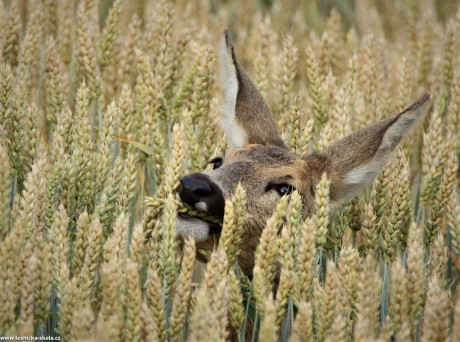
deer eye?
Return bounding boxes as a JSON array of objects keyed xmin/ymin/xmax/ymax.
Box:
[
  {"xmin": 209, "ymin": 157, "xmax": 223, "ymax": 170},
  {"xmin": 268, "ymin": 183, "xmax": 295, "ymax": 196}
]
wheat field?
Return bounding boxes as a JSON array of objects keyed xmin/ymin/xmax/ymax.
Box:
[{"xmin": 0, "ymin": 0, "xmax": 460, "ymax": 341}]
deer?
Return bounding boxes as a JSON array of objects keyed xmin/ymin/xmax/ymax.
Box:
[{"xmin": 175, "ymin": 30, "xmax": 430, "ymax": 279}]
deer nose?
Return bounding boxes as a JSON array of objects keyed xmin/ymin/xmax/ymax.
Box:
[
  {"xmin": 177, "ymin": 173, "xmax": 225, "ymax": 218},
  {"xmin": 179, "ymin": 175, "xmax": 212, "ymax": 199}
]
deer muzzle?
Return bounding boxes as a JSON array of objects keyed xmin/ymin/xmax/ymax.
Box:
[{"xmin": 177, "ymin": 173, "xmax": 226, "ymax": 220}]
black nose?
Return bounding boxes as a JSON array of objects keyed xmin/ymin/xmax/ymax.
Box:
[
  {"xmin": 177, "ymin": 173, "xmax": 225, "ymax": 218},
  {"xmin": 178, "ymin": 175, "xmax": 212, "ymax": 201}
]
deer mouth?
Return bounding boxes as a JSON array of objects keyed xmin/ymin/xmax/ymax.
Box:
[
  {"xmin": 175, "ymin": 211, "xmax": 223, "ymax": 243},
  {"xmin": 178, "ymin": 212, "xmax": 223, "ymax": 231}
]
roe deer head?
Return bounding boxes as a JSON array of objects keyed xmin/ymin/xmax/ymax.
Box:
[{"xmin": 176, "ymin": 30, "xmax": 430, "ymax": 277}]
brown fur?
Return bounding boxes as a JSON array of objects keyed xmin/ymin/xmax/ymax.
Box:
[
  {"xmin": 225, "ymin": 31, "xmax": 284, "ymax": 147},
  {"xmin": 180, "ymin": 31, "xmax": 430, "ymax": 280}
]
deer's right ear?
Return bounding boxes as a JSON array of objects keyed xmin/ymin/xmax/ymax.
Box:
[
  {"xmin": 304, "ymin": 93, "xmax": 430, "ymax": 206},
  {"xmin": 218, "ymin": 30, "xmax": 284, "ymax": 148}
]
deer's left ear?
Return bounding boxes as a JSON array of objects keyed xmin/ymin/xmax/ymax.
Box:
[
  {"xmin": 304, "ymin": 93, "xmax": 430, "ymax": 205},
  {"xmin": 218, "ymin": 30, "xmax": 284, "ymax": 148}
]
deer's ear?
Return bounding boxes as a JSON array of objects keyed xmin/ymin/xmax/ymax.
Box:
[
  {"xmin": 218, "ymin": 30, "xmax": 284, "ymax": 148},
  {"xmin": 304, "ymin": 93, "xmax": 430, "ymax": 205}
]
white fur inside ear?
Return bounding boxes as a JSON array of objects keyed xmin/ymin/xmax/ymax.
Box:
[
  {"xmin": 343, "ymin": 151, "xmax": 390, "ymax": 198},
  {"xmin": 344, "ymin": 159, "xmax": 382, "ymax": 185},
  {"xmin": 218, "ymin": 37, "xmax": 247, "ymax": 148}
]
